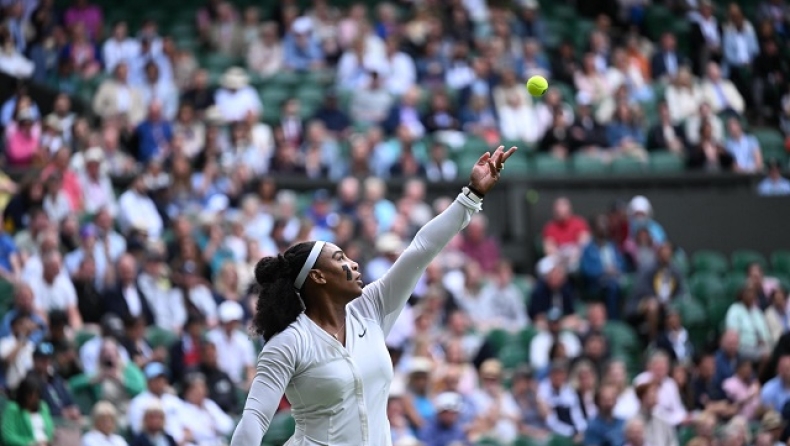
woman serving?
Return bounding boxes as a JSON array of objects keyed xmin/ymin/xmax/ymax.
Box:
[{"xmin": 230, "ymin": 145, "xmax": 517, "ymax": 446}]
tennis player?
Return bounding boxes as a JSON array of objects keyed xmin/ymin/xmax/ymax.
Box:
[{"xmin": 230, "ymin": 145, "xmax": 517, "ymax": 446}]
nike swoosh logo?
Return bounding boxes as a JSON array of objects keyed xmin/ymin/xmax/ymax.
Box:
[{"xmin": 359, "ymin": 327, "xmax": 367, "ymax": 338}]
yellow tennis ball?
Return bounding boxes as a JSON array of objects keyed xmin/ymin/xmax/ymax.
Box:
[{"xmin": 526, "ymin": 75, "xmax": 549, "ymax": 97}]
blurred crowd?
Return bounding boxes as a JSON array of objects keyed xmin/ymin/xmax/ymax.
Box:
[{"xmin": 0, "ymin": 0, "xmax": 790, "ymax": 446}]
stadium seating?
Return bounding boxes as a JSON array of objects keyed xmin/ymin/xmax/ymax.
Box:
[
  {"xmin": 772, "ymin": 250, "xmax": 790, "ymax": 276},
  {"xmin": 691, "ymin": 250, "xmax": 729, "ymax": 276},
  {"xmin": 730, "ymin": 249, "xmax": 767, "ymax": 273}
]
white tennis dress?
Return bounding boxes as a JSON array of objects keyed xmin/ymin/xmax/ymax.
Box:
[{"xmin": 230, "ymin": 193, "xmax": 481, "ymax": 446}]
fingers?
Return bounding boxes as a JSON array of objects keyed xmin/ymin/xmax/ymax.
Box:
[
  {"xmin": 501, "ymin": 146, "xmax": 518, "ymax": 162},
  {"xmin": 487, "ymin": 160, "xmax": 499, "ymax": 178},
  {"xmin": 476, "ymin": 151, "xmax": 491, "ymax": 165}
]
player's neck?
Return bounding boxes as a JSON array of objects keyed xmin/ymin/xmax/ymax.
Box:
[{"xmin": 304, "ymin": 297, "xmax": 346, "ymax": 328}]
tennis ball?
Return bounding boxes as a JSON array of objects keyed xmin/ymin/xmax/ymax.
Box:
[{"xmin": 526, "ymin": 75, "xmax": 549, "ymax": 97}]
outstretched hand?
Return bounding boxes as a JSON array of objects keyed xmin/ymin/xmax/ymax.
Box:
[{"xmin": 468, "ymin": 146, "xmax": 518, "ymax": 196}]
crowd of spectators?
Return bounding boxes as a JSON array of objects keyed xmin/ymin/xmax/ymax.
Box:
[{"xmin": 0, "ymin": 0, "xmax": 790, "ymax": 446}]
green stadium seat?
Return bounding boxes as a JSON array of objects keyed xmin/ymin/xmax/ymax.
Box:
[
  {"xmin": 548, "ymin": 434, "xmax": 577, "ymax": 446},
  {"xmin": 649, "ymin": 151, "xmax": 685, "ymax": 173},
  {"xmin": 572, "ymin": 154, "xmax": 608, "ymax": 174},
  {"xmin": 611, "ymin": 157, "xmax": 647, "ymax": 174},
  {"xmin": 501, "ymin": 156, "xmax": 531, "ymax": 178},
  {"xmin": 485, "ymin": 329, "xmax": 512, "ymax": 355},
  {"xmin": 753, "ymin": 128, "xmax": 785, "ymax": 152},
  {"xmin": 518, "ymin": 327, "xmax": 539, "ymax": 350},
  {"xmin": 619, "ymin": 274, "xmax": 636, "ymax": 298},
  {"xmin": 603, "ymin": 321, "xmax": 639, "ymax": 353},
  {"xmin": 689, "ymin": 273, "xmax": 726, "ymax": 303},
  {"xmin": 145, "ymin": 326, "xmax": 178, "ymax": 349},
  {"xmin": 475, "ymin": 439, "xmax": 505, "ymax": 446},
  {"xmin": 75, "ymin": 330, "xmax": 96, "ymax": 349},
  {"xmin": 708, "ymin": 297, "xmax": 734, "ymax": 328},
  {"xmin": 498, "ymin": 342, "xmax": 528, "ymax": 369},
  {"xmin": 730, "ymin": 249, "xmax": 767, "ymax": 274},
  {"xmin": 691, "ymin": 250, "xmax": 728, "ymax": 275},
  {"xmin": 261, "ymin": 411, "xmax": 296, "ymax": 446},
  {"xmin": 771, "ymin": 250, "xmax": 790, "ymax": 276},
  {"xmin": 462, "ymin": 135, "xmax": 489, "ymax": 153},
  {"xmin": 724, "ymin": 274, "xmax": 747, "ymax": 300},
  {"xmin": 534, "ymin": 154, "xmax": 569, "ymax": 175}
]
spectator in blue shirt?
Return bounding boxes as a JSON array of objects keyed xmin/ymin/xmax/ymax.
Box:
[
  {"xmin": 418, "ymin": 392, "xmax": 470, "ymax": 446},
  {"xmin": 0, "ymin": 224, "xmax": 21, "ymax": 280},
  {"xmin": 283, "ymin": 17, "xmax": 324, "ymax": 72},
  {"xmin": 0, "ymin": 284, "xmax": 47, "ymax": 344},
  {"xmin": 135, "ymin": 101, "xmax": 173, "ymax": 164},
  {"xmin": 725, "ymin": 117, "xmax": 764, "ymax": 173},
  {"xmin": 606, "ymin": 104, "xmax": 646, "ymax": 153},
  {"xmin": 714, "ymin": 330, "xmax": 741, "ymax": 387},
  {"xmin": 584, "ymin": 384, "xmax": 625, "ymax": 446},
  {"xmin": 761, "ymin": 355, "xmax": 790, "ymax": 412},
  {"xmin": 757, "ymin": 159, "xmax": 790, "ymax": 196},
  {"xmin": 580, "ymin": 215, "xmax": 626, "ymax": 320}
]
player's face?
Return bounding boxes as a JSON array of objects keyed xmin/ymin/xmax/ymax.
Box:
[{"xmin": 314, "ymin": 243, "xmax": 364, "ymax": 300}]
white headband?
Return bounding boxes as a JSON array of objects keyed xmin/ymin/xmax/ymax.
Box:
[{"xmin": 294, "ymin": 241, "xmax": 325, "ymax": 290}]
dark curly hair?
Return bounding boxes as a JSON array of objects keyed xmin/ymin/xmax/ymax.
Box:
[{"xmin": 252, "ymin": 241, "xmax": 317, "ymax": 341}]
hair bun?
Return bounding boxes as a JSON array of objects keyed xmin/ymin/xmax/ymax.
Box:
[{"xmin": 254, "ymin": 255, "xmax": 290, "ymax": 285}]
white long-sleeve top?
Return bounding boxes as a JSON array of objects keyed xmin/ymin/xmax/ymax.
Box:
[{"xmin": 230, "ymin": 193, "xmax": 481, "ymax": 446}]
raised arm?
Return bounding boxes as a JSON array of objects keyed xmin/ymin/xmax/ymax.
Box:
[
  {"xmin": 230, "ymin": 331, "xmax": 301, "ymax": 446},
  {"xmin": 356, "ymin": 146, "xmax": 517, "ymax": 335}
]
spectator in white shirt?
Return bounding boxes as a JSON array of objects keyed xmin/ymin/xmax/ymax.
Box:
[
  {"xmin": 0, "ymin": 314, "xmax": 36, "ymax": 390},
  {"xmin": 82, "ymin": 401, "xmax": 129, "ymax": 446},
  {"xmin": 28, "ymin": 250, "xmax": 82, "ymax": 329},
  {"xmin": 633, "ymin": 351, "xmax": 689, "ymax": 426},
  {"xmin": 722, "ymin": 5, "xmax": 759, "ymax": 74},
  {"xmin": 383, "ymin": 36, "xmax": 416, "ymax": 96},
  {"xmin": 350, "ymin": 70, "xmax": 393, "ymax": 126},
  {"xmin": 474, "ymin": 260, "xmax": 528, "ymax": 333},
  {"xmin": 139, "ymin": 61, "xmax": 179, "ymax": 121},
  {"xmin": 138, "ymin": 252, "xmax": 186, "ymax": 333},
  {"xmin": 102, "ymin": 20, "xmax": 140, "ymax": 73},
  {"xmin": 0, "ymin": 29, "xmax": 34, "ymax": 78},
  {"xmin": 537, "ymin": 359, "xmax": 588, "ymax": 441},
  {"xmin": 79, "ymin": 147, "xmax": 118, "ymax": 216},
  {"xmin": 80, "ymin": 314, "xmax": 130, "ymax": 378},
  {"xmin": 497, "ymin": 93, "xmax": 540, "ymax": 144},
  {"xmin": 214, "ymin": 67, "xmax": 262, "ymax": 123},
  {"xmin": 118, "ymin": 175, "xmax": 164, "ymax": 240},
  {"xmin": 206, "ymin": 301, "xmax": 256, "ymax": 388},
  {"xmin": 173, "ymin": 261, "xmax": 218, "ymax": 327},
  {"xmin": 530, "ymin": 308, "xmax": 582, "ymax": 371},
  {"xmin": 246, "ymin": 21, "xmax": 284, "ymax": 78},
  {"xmin": 128, "ymin": 362, "xmax": 189, "ymax": 442},
  {"xmin": 701, "ymin": 62, "xmax": 745, "ymax": 116},
  {"xmin": 179, "ymin": 373, "xmax": 235, "ymax": 444},
  {"xmin": 470, "ymin": 359, "xmax": 521, "ymax": 443},
  {"xmin": 684, "ymin": 102, "xmax": 724, "ymax": 145},
  {"xmin": 665, "ymin": 67, "xmax": 705, "ymax": 124}
]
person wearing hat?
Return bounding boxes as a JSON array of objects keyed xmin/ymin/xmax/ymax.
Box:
[
  {"xmin": 627, "ymin": 195, "xmax": 667, "ymax": 246},
  {"xmin": 128, "ymin": 362, "xmax": 189, "ymax": 443},
  {"xmin": 469, "ymin": 359, "xmax": 519, "ymax": 444},
  {"xmin": 79, "ymin": 146, "xmax": 118, "ymax": 215},
  {"xmin": 537, "ymin": 359, "xmax": 587, "ymax": 441},
  {"xmin": 215, "ymin": 66, "xmax": 262, "ymax": 122},
  {"xmin": 230, "ymin": 145, "xmax": 516, "ymax": 446},
  {"xmin": 29, "ymin": 342, "xmax": 81, "ymax": 421},
  {"xmin": 758, "ymin": 158, "xmax": 790, "ymax": 196},
  {"xmin": 206, "ymin": 300, "xmax": 255, "ymax": 388},
  {"xmin": 365, "ymin": 232, "xmax": 404, "ymax": 282},
  {"xmin": 404, "ymin": 356, "xmax": 435, "ymax": 427},
  {"xmin": 416, "ymin": 392, "xmax": 468, "ymax": 446},
  {"xmin": 283, "ymin": 16, "xmax": 324, "ymax": 72}
]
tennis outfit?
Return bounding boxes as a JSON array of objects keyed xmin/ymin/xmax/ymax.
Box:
[{"xmin": 230, "ymin": 192, "xmax": 482, "ymax": 446}]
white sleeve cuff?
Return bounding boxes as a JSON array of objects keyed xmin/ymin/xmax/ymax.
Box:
[{"xmin": 456, "ymin": 192, "xmax": 483, "ymax": 212}]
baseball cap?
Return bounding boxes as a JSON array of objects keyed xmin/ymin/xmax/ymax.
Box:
[
  {"xmin": 33, "ymin": 342, "xmax": 54, "ymax": 358},
  {"xmin": 407, "ymin": 357, "xmax": 433, "ymax": 375},
  {"xmin": 144, "ymin": 362, "xmax": 168, "ymax": 380},
  {"xmin": 434, "ymin": 392, "xmax": 462, "ymax": 412},
  {"xmin": 218, "ymin": 300, "xmax": 244, "ymax": 323}
]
